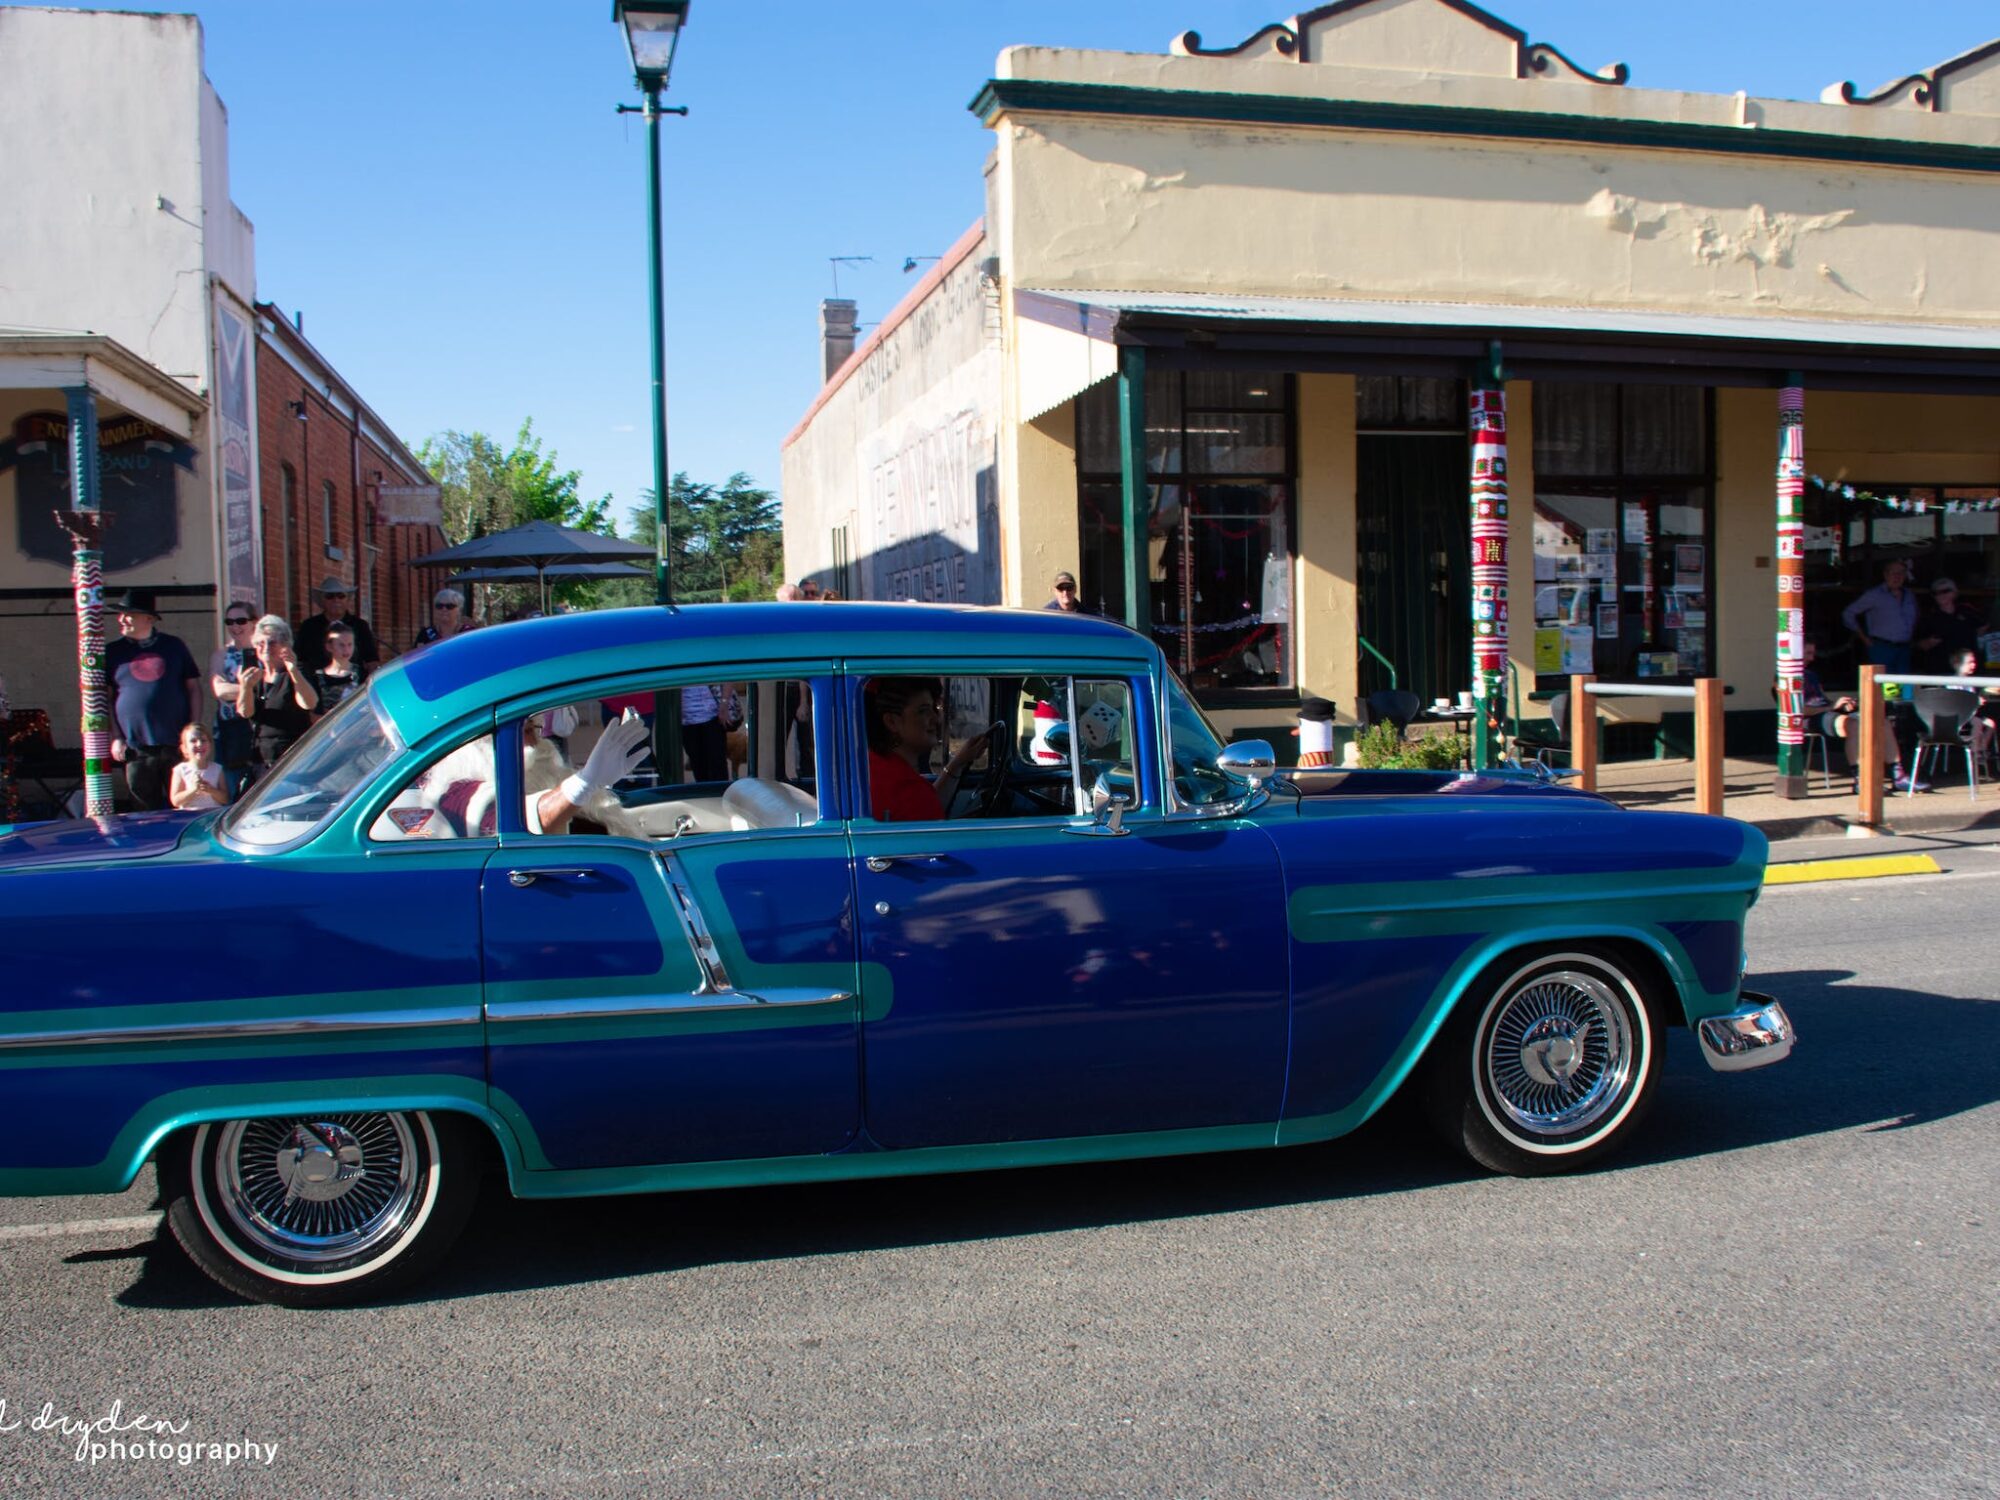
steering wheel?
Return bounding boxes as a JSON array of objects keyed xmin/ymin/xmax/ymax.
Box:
[{"xmin": 970, "ymin": 719, "xmax": 1014, "ymax": 816}]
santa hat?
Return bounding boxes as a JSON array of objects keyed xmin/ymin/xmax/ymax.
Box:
[{"xmin": 1029, "ymin": 700, "xmax": 1066, "ymax": 764}]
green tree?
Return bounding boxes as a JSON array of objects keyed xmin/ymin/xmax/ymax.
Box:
[
  {"xmin": 606, "ymin": 471, "xmax": 784, "ymax": 606},
  {"xmin": 415, "ymin": 420, "xmax": 618, "ymax": 612}
]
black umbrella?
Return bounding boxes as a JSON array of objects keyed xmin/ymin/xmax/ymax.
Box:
[{"xmin": 413, "ymin": 521, "xmax": 653, "ymax": 613}]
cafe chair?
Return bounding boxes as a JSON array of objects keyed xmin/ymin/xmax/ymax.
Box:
[
  {"xmin": 1508, "ymin": 691, "xmax": 1572, "ymax": 769},
  {"xmin": 1365, "ymin": 689, "xmax": 1422, "ymax": 737},
  {"xmin": 1910, "ymin": 687, "xmax": 1982, "ymax": 801}
]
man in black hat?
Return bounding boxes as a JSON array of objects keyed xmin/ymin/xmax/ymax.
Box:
[
  {"xmin": 1044, "ymin": 570, "xmax": 1084, "ymax": 613},
  {"xmin": 105, "ymin": 589, "xmax": 202, "ymax": 811},
  {"xmin": 294, "ymin": 576, "xmax": 380, "ymax": 675}
]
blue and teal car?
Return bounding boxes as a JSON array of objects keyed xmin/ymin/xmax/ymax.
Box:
[{"xmin": 0, "ymin": 603, "xmax": 1792, "ymax": 1304}]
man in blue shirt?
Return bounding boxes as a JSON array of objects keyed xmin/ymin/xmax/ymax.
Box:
[
  {"xmin": 1841, "ymin": 559, "xmax": 1919, "ymax": 673},
  {"xmin": 105, "ymin": 589, "xmax": 202, "ymax": 811}
]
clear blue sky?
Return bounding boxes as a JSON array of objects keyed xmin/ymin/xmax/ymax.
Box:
[{"xmin": 28, "ymin": 1, "xmax": 1996, "ymax": 525}]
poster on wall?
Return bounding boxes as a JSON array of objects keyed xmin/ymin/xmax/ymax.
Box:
[
  {"xmin": 1534, "ymin": 628, "xmax": 1562, "ymax": 673},
  {"xmin": 1560, "ymin": 626, "xmax": 1595, "ymax": 675},
  {"xmin": 1533, "ymin": 585, "xmax": 1558, "ymax": 619},
  {"xmin": 1596, "ymin": 603, "xmax": 1619, "ymax": 639},
  {"xmin": 4, "ymin": 410, "xmax": 196, "ymax": 572},
  {"xmin": 1586, "ymin": 527, "xmax": 1616, "ymax": 555},
  {"xmin": 1622, "ymin": 503, "xmax": 1648, "ymax": 544},
  {"xmin": 214, "ymin": 300, "xmax": 261, "ymax": 608}
]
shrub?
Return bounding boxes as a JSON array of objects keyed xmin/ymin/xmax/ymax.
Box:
[{"xmin": 1354, "ymin": 722, "xmax": 1467, "ymax": 770}]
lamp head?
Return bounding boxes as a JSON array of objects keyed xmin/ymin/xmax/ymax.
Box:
[{"xmin": 614, "ymin": 0, "xmax": 688, "ymax": 88}]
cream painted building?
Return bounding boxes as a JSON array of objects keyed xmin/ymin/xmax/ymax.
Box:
[
  {"xmin": 782, "ymin": 0, "xmax": 2000, "ymax": 763},
  {"xmin": 0, "ymin": 6, "xmax": 259, "ymax": 729}
]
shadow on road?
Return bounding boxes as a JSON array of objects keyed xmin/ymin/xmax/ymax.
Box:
[{"xmin": 103, "ymin": 964, "xmax": 1998, "ymax": 1308}]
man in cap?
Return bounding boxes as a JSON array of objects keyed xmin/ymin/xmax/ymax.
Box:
[
  {"xmin": 105, "ymin": 589, "xmax": 202, "ymax": 811},
  {"xmin": 294, "ymin": 576, "xmax": 380, "ymax": 675},
  {"xmin": 1044, "ymin": 570, "xmax": 1084, "ymax": 613}
]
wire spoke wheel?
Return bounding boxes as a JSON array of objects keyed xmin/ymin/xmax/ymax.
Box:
[
  {"xmin": 1423, "ymin": 946, "xmax": 1663, "ymax": 1175},
  {"xmin": 1481, "ymin": 971, "xmax": 1634, "ymax": 1138},
  {"xmin": 213, "ymin": 1114, "xmax": 421, "ymax": 1266},
  {"xmin": 165, "ymin": 1108, "xmax": 479, "ymax": 1305}
]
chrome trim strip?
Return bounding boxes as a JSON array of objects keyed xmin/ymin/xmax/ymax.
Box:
[
  {"xmin": 0, "ymin": 1006, "xmax": 480, "ymax": 1051},
  {"xmin": 486, "ymin": 988, "xmax": 854, "ymax": 1025},
  {"xmin": 657, "ymin": 854, "xmax": 734, "ymax": 994},
  {"xmin": 1697, "ymin": 993, "xmax": 1795, "ymax": 1073}
]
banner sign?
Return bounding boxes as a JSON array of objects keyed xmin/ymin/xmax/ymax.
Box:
[
  {"xmin": 215, "ymin": 301, "xmax": 262, "ymax": 607},
  {"xmin": 375, "ymin": 484, "xmax": 443, "ymax": 527}
]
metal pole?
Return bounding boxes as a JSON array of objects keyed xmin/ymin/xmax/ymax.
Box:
[
  {"xmin": 1117, "ymin": 345, "xmax": 1150, "ymax": 635},
  {"xmin": 1468, "ymin": 383, "xmax": 1509, "ymax": 769},
  {"xmin": 62, "ymin": 387, "xmax": 115, "ymax": 818},
  {"xmin": 1773, "ymin": 379, "xmax": 1807, "ymax": 798},
  {"xmin": 644, "ymin": 79, "xmax": 672, "ymax": 609}
]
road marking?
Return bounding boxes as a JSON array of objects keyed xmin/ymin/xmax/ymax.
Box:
[
  {"xmin": 1764, "ymin": 853, "xmax": 1942, "ymax": 886},
  {"xmin": 0, "ymin": 1214, "xmax": 160, "ymax": 1244}
]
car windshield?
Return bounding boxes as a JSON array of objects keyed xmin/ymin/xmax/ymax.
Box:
[{"xmin": 222, "ymin": 686, "xmax": 403, "ymax": 849}]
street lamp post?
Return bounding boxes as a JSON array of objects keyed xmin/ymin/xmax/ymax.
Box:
[{"xmin": 613, "ymin": 0, "xmax": 688, "ymax": 609}]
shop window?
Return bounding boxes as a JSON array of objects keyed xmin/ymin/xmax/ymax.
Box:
[
  {"xmin": 1356, "ymin": 376, "xmax": 1463, "ymax": 431},
  {"xmin": 1074, "ymin": 372, "xmax": 1296, "ymax": 698},
  {"xmin": 1529, "ymin": 384, "xmax": 1712, "ymax": 687},
  {"xmin": 1804, "ymin": 484, "xmax": 1999, "ymax": 682},
  {"xmin": 322, "ymin": 480, "xmax": 340, "ymax": 559}
]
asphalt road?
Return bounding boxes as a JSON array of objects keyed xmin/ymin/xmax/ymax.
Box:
[{"xmin": 3, "ymin": 830, "xmax": 1996, "ymax": 1498}]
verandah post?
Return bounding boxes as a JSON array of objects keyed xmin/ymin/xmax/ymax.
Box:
[
  {"xmin": 61, "ymin": 386, "xmax": 115, "ymax": 819},
  {"xmin": 1773, "ymin": 379, "xmax": 1808, "ymax": 799},
  {"xmin": 1468, "ymin": 380, "xmax": 1508, "ymax": 769},
  {"xmin": 1116, "ymin": 345, "xmax": 1151, "ymax": 635},
  {"xmin": 1695, "ymin": 677, "xmax": 1725, "ymax": 816}
]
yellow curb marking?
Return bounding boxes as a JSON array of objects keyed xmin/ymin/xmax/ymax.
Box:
[{"xmin": 1764, "ymin": 853, "xmax": 1942, "ymax": 886}]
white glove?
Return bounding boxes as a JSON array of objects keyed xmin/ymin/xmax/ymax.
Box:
[{"xmin": 561, "ymin": 708, "xmax": 649, "ymax": 804}]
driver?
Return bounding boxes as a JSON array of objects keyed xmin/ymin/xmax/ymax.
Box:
[{"xmin": 866, "ymin": 677, "xmax": 989, "ymax": 822}]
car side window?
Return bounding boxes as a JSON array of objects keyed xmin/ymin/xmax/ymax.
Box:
[
  {"xmin": 1163, "ymin": 671, "xmax": 1235, "ymax": 807},
  {"xmin": 368, "ymin": 733, "xmax": 499, "ymax": 842},
  {"xmin": 861, "ymin": 673, "xmax": 1137, "ymax": 824},
  {"xmin": 522, "ymin": 678, "xmax": 822, "ymax": 839}
]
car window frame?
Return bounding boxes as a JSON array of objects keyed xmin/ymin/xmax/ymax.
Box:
[
  {"xmin": 841, "ymin": 656, "xmax": 1160, "ymax": 831},
  {"xmin": 491, "ymin": 661, "xmax": 840, "ymax": 839}
]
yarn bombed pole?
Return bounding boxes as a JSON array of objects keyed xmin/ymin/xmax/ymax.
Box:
[
  {"xmin": 61, "ymin": 387, "xmax": 115, "ymax": 818},
  {"xmin": 1773, "ymin": 382, "xmax": 1807, "ymax": 800},
  {"xmin": 1468, "ymin": 385, "xmax": 1509, "ymax": 769}
]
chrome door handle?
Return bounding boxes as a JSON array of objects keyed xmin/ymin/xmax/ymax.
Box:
[
  {"xmin": 507, "ymin": 867, "xmax": 599, "ymax": 887},
  {"xmin": 864, "ymin": 853, "xmax": 946, "ymax": 873}
]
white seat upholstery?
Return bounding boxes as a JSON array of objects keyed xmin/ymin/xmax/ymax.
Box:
[{"xmin": 722, "ymin": 777, "xmax": 817, "ymax": 830}]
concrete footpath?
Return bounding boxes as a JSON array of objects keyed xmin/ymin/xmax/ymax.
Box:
[{"xmin": 1590, "ymin": 753, "xmax": 1999, "ymax": 845}]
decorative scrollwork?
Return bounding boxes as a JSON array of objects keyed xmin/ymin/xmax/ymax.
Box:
[
  {"xmin": 1171, "ymin": 24, "xmax": 1299, "ymax": 60},
  {"xmin": 1826, "ymin": 74, "xmax": 1935, "ymax": 108},
  {"xmin": 1523, "ymin": 43, "xmax": 1629, "ymax": 87}
]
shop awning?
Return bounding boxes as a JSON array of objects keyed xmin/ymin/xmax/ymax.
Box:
[
  {"xmin": 0, "ymin": 335, "xmax": 204, "ymax": 439},
  {"xmin": 1012, "ymin": 288, "xmax": 2000, "ymax": 396}
]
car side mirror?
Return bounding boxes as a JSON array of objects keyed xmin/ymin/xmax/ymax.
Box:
[
  {"xmin": 1066, "ymin": 775, "xmax": 1132, "ymax": 837},
  {"xmin": 1215, "ymin": 740, "xmax": 1275, "ymax": 787}
]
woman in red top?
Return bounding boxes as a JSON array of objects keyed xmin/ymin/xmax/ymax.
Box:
[{"xmin": 866, "ymin": 677, "xmax": 989, "ymax": 821}]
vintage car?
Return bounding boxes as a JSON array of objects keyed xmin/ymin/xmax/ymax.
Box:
[{"xmin": 0, "ymin": 603, "xmax": 1791, "ymax": 1304}]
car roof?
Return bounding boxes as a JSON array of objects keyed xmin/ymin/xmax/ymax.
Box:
[{"xmin": 379, "ymin": 602, "xmax": 1154, "ymax": 742}]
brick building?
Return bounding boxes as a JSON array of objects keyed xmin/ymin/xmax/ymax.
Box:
[{"xmin": 254, "ymin": 307, "xmax": 442, "ymax": 652}]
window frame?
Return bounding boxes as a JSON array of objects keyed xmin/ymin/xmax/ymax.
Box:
[
  {"xmin": 843, "ymin": 660, "xmax": 1162, "ymax": 829},
  {"xmin": 1529, "ymin": 383, "xmax": 1717, "ymax": 690},
  {"xmin": 1074, "ymin": 371, "xmax": 1300, "ymax": 706}
]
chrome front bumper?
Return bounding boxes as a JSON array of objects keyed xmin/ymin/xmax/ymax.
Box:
[{"xmin": 1697, "ymin": 992, "xmax": 1795, "ymax": 1073}]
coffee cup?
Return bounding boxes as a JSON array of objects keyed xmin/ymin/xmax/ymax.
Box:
[{"xmin": 1457, "ymin": 691, "xmax": 1476, "ymax": 711}]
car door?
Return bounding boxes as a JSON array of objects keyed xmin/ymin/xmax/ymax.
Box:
[
  {"xmin": 478, "ymin": 674, "xmax": 862, "ymax": 1173},
  {"xmin": 846, "ymin": 665, "xmax": 1291, "ymax": 1151}
]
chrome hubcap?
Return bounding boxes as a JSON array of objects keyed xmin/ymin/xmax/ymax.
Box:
[
  {"xmin": 215, "ymin": 1114, "xmax": 421, "ymax": 1264},
  {"xmin": 1484, "ymin": 970, "xmax": 1634, "ymax": 1137}
]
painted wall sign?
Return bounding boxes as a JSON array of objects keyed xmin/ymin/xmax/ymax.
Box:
[{"xmin": 3, "ymin": 410, "xmax": 197, "ymax": 572}]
